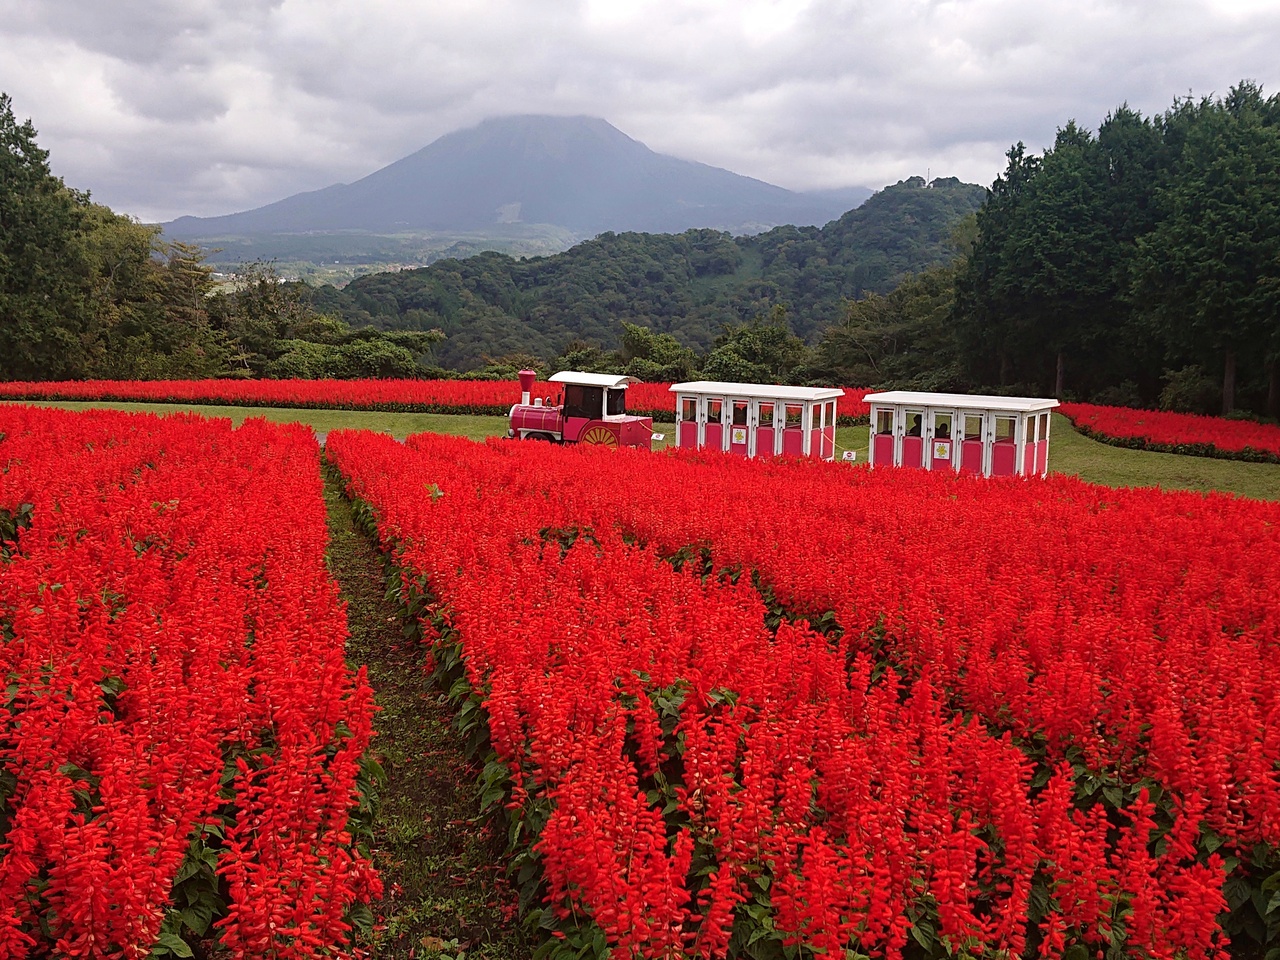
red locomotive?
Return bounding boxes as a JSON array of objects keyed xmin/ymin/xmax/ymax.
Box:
[{"xmin": 507, "ymin": 370, "xmax": 653, "ymax": 449}]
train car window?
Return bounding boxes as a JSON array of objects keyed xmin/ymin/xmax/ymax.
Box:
[
  {"xmin": 732, "ymin": 400, "xmax": 748, "ymax": 425},
  {"xmin": 564, "ymin": 385, "xmax": 603, "ymax": 419},
  {"xmin": 785, "ymin": 403, "xmax": 803, "ymax": 427},
  {"xmin": 994, "ymin": 416, "xmax": 1015, "ymax": 442},
  {"xmin": 758, "ymin": 402, "xmax": 774, "ymax": 427},
  {"xmin": 706, "ymin": 399, "xmax": 723, "ymax": 424},
  {"xmin": 607, "ymin": 389, "xmax": 626, "ymax": 416},
  {"xmin": 681, "ymin": 397, "xmax": 697, "ymax": 421},
  {"xmin": 875, "ymin": 409, "xmax": 894, "ymax": 434},
  {"xmin": 933, "ymin": 412, "xmax": 953, "ymax": 439},
  {"xmin": 964, "ymin": 414, "xmax": 982, "ymax": 438}
]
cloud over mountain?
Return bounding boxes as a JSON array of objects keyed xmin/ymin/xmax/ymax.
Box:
[{"xmin": 2, "ymin": 0, "xmax": 1278, "ymax": 222}]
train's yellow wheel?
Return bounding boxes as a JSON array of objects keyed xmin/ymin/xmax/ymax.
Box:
[{"xmin": 579, "ymin": 425, "xmax": 618, "ymax": 446}]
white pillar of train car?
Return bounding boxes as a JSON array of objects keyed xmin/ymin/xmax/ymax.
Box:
[
  {"xmin": 669, "ymin": 381, "xmax": 844, "ymax": 460},
  {"xmin": 863, "ymin": 391, "xmax": 1059, "ymax": 477}
]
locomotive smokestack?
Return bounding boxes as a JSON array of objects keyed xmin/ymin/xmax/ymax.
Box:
[{"xmin": 518, "ymin": 369, "xmax": 536, "ymax": 406}]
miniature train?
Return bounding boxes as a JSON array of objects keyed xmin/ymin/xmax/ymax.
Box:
[
  {"xmin": 509, "ymin": 375, "xmax": 1060, "ymax": 476},
  {"xmin": 507, "ymin": 370, "xmax": 653, "ymax": 449}
]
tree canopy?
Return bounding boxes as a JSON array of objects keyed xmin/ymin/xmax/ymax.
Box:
[{"xmin": 953, "ymin": 83, "xmax": 1280, "ymax": 415}]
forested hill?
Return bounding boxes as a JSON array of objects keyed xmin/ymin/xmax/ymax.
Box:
[{"xmin": 306, "ymin": 176, "xmax": 985, "ymax": 369}]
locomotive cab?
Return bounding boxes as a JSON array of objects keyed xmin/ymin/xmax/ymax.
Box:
[{"xmin": 563, "ymin": 384, "xmax": 629, "ymax": 419}]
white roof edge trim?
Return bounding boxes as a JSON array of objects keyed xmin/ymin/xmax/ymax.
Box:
[
  {"xmin": 668, "ymin": 381, "xmax": 845, "ymax": 401},
  {"xmin": 863, "ymin": 390, "xmax": 1060, "ymax": 413},
  {"xmin": 547, "ymin": 371, "xmax": 641, "ymax": 388}
]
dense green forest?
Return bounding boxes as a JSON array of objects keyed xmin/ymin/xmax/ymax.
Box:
[
  {"xmin": 1, "ymin": 86, "xmax": 981, "ymax": 384},
  {"xmin": 305, "ymin": 177, "xmax": 986, "ymax": 369},
  {"xmin": 4, "ymin": 83, "xmax": 1278, "ymax": 418},
  {"xmin": 954, "ymin": 82, "xmax": 1280, "ymax": 415},
  {"xmin": 804, "ymin": 81, "xmax": 1279, "ymax": 417}
]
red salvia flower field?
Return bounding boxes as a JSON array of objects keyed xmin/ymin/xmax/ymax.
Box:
[
  {"xmin": 327, "ymin": 429, "xmax": 1280, "ymax": 958},
  {"xmin": 5, "ymin": 399, "xmax": 1277, "ymax": 958},
  {"xmin": 1060, "ymin": 402, "xmax": 1280, "ymax": 462},
  {"xmin": 0, "ymin": 379, "xmax": 872, "ymax": 424},
  {"xmin": 0, "ymin": 406, "xmax": 379, "ymax": 958}
]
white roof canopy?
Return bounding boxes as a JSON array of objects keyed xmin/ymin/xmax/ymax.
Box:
[
  {"xmin": 670, "ymin": 381, "xmax": 844, "ymax": 402},
  {"xmin": 864, "ymin": 390, "xmax": 1059, "ymax": 413},
  {"xmin": 548, "ymin": 371, "xmax": 640, "ymax": 389}
]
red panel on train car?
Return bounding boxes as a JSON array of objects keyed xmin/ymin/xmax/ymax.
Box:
[
  {"xmin": 902, "ymin": 436, "xmax": 924, "ymax": 468},
  {"xmin": 873, "ymin": 433, "xmax": 895, "ymax": 466},
  {"xmin": 562, "ymin": 417, "xmax": 590, "ymax": 443},
  {"xmin": 757, "ymin": 427, "xmax": 775, "ymax": 456},
  {"xmin": 805, "ymin": 428, "xmax": 821, "ymax": 458},
  {"xmin": 704, "ymin": 422, "xmax": 723, "ymax": 451},
  {"xmin": 617, "ymin": 418, "xmax": 654, "ymax": 450},
  {"xmin": 991, "ymin": 440, "xmax": 1016, "ymax": 476}
]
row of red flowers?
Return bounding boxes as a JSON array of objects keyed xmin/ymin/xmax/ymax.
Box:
[
  {"xmin": 0, "ymin": 406, "xmax": 379, "ymax": 958},
  {"xmin": 0, "ymin": 378, "xmax": 872, "ymax": 423},
  {"xmin": 327, "ymin": 429, "xmax": 1273, "ymax": 957},
  {"xmin": 1059, "ymin": 402, "xmax": 1280, "ymax": 462},
  {"xmin": 478, "ymin": 441, "xmax": 1280, "ymax": 856}
]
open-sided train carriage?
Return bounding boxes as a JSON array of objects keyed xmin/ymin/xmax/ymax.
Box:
[{"xmin": 865, "ymin": 390, "xmax": 1059, "ymax": 477}]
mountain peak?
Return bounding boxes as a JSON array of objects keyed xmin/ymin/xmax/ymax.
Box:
[{"xmin": 394, "ymin": 114, "xmax": 647, "ymax": 172}]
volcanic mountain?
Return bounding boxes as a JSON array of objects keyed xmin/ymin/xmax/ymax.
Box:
[{"xmin": 163, "ymin": 115, "xmax": 872, "ymax": 240}]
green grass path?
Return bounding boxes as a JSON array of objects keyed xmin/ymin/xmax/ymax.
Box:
[
  {"xmin": 1, "ymin": 399, "xmax": 508, "ymax": 443},
  {"xmin": 1045, "ymin": 413, "xmax": 1280, "ymax": 500},
  {"xmin": 321, "ymin": 463, "xmax": 528, "ymax": 959}
]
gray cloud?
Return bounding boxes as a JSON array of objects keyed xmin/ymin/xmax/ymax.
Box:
[{"xmin": 2, "ymin": 0, "xmax": 1278, "ymax": 222}]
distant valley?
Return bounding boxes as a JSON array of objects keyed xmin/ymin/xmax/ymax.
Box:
[{"xmin": 161, "ymin": 115, "xmax": 874, "ymax": 281}]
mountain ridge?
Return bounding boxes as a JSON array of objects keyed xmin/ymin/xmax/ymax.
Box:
[{"xmin": 163, "ymin": 114, "xmax": 874, "ymax": 241}]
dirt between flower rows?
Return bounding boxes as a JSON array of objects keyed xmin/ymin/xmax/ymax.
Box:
[{"xmin": 321, "ymin": 462, "xmax": 529, "ymax": 960}]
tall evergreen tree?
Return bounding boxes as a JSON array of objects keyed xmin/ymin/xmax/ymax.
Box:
[
  {"xmin": 0, "ymin": 93, "xmax": 94, "ymax": 380},
  {"xmin": 952, "ymin": 143, "xmax": 1040, "ymax": 388},
  {"xmin": 1135, "ymin": 82, "xmax": 1280, "ymax": 413},
  {"xmin": 1007, "ymin": 122, "xmax": 1118, "ymax": 395}
]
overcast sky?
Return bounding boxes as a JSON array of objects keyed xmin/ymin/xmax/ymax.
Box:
[{"xmin": 2, "ymin": 0, "xmax": 1278, "ymax": 223}]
